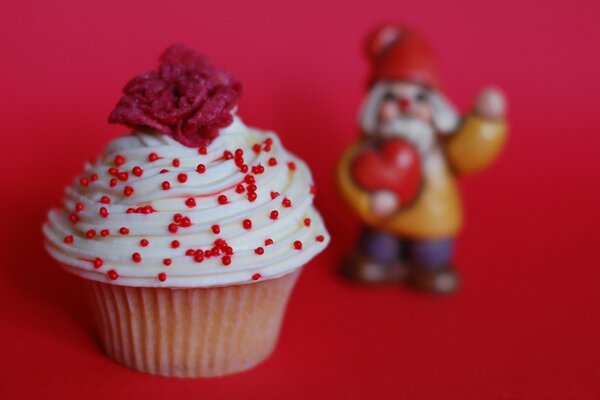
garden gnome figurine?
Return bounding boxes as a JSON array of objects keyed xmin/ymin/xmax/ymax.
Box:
[{"xmin": 337, "ymin": 24, "xmax": 508, "ymax": 294}]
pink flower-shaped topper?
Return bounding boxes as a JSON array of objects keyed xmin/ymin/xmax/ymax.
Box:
[{"xmin": 109, "ymin": 45, "xmax": 242, "ymax": 147}]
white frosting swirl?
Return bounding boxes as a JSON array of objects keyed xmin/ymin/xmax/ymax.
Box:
[{"xmin": 43, "ymin": 117, "xmax": 329, "ymax": 287}]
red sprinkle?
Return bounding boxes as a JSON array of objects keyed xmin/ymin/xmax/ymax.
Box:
[
  {"xmin": 75, "ymin": 203, "xmax": 84, "ymax": 212},
  {"xmin": 64, "ymin": 235, "xmax": 74, "ymax": 244},
  {"xmin": 244, "ymin": 175, "xmax": 255, "ymax": 184},
  {"xmin": 172, "ymin": 158, "xmax": 180, "ymax": 167},
  {"xmin": 109, "ymin": 178, "xmax": 118, "ymax": 187},
  {"xmin": 221, "ymin": 255, "xmax": 231, "ymax": 266},
  {"xmin": 132, "ymin": 252, "xmax": 142, "ymax": 262},
  {"xmin": 282, "ymin": 198, "xmax": 292, "ymax": 208},
  {"xmin": 268, "ymin": 157, "xmax": 277, "ymax": 166},
  {"xmin": 252, "ymin": 273, "xmax": 262, "ymax": 281},
  {"xmin": 158, "ymin": 272, "xmax": 167, "ymax": 281},
  {"xmin": 119, "ymin": 227, "xmax": 129, "ymax": 235},
  {"xmin": 100, "ymin": 196, "xmax": 111, "ymax": 204},
  {"xmin": 148, "ymin": 152, "xmax": 159, "ymax": 162},
  {"xmin": 117, "ymin": 171, "xmax": 129, "ymax": 181},
  {"xmin": 255, "ymin": 247, "xmax": 264, "ymax": 255},
  {"xmin": 80, "ymin": 177, "xmax": 89, "ymax": 187},
  {"xmin": 100, "ymin": 229, "xmax": 110, "ymax": 237},
  {"xmin": 123, "ymin": 186, "xmax": 134, "ymax": 196},
  {"xmin": 108, "ymin": 167, "xmax": 118, "ymax": 176},
  {"xmin": 168, "ymin": 223, "xmax": 178, "ymax": 233},
  {"xmin": 242, "ymin": 219, "xmax": 252, "ymax": 230},
  {"xmin": 218, "ymin": 195, "xmax": 228, "ymax": 205},
  {"xmin": 160, "ymin": 169, "xmax": 169, "ymax": 174},
  {"xmin": 270, "ymin": 210, "xmax": 279, "ymax": 220},
  {"xmin": 162, "ymin": 181, "xmax": 171, "ymax": 190},
  {"xmin": 196, "ymin": 164, "xmax": 206, "ymax": 173},
  {"xmin": 69, "ymin": 214, "xmax": 79, "ymax": 224},
  {"xmin": 199, "ymin": 146, "xmax": 207, "ymax": 155},
  {"xmin": 316, "ymin": 235, "xmax": 325, "ymax": 242},
  {"xmin": 304, "ymin": 218, "xmax": 311, "ymax": 227},
  {"xmin": 132, "ymin": 166, "xmax": 143, "ymax": 177},
  {"xmin": 223, "ymin": 150, "xmax": 233, "ymax": 160},
  {"xmin": 86, "ymin": 229, "xmax": 96, "ymax": 239},
  {"xmin": 90, "ymin": 173, "xmax": 99, "ymax": 182},
  {"xmin": 107, "ymin": 270, "xmax": 119, "ymax": 280},
  {"xmin": 171, "ymin": 240, "xmax": 180, "ymax": 248},
  {"xmin": 265, "ymin": 138, "xmax": 273, "ymax": 146},
  {"xmin": 247, "ymin": 192, "xmax": 257, "ymax": 202},
  {"xmin": 288, "ymin": 162, "xmax": 296, "ymax": 171},
  {"xmin": 235, "ymin": 149, "xmax": 244, "ymax": 158},
  {"xmin": 211, "ymin": 225, "xmax": 220, "ymax": 234},
  {"xmin": 240, "ymin": 165, "xmax": 249, "ymax": 173},
  {"xmin": 93, "ymin": 258, "xmax": 103, "ymax": 268},
  {"xmin": 270, "ymin": 191, "xmax": 280, "ymax": 199},
  {"xmin": 180, "ymin": 217, "xmax": 192, "ymax": 227},
  {"xmin": 173, "ymin": 213, "xmax": 183, "ymax": 223},
  {"xmin": 177, "ymin": 173, "xmax": 187, "ymax": 183},
  {"xmin": 252, "ymin": 143, "xmax": 261, "ymax": 153},
  {"xmin": 140, "ymin": 239, "xmax": 149, "ymax": 247},
  {"xmin": 236, "ymin": 184, "xmax": 245, "ymax": 194},
  {"xmin": 163, "ymin": 258, "xmax": 172, "ymax": 266},
  {"xmin": 185, "ymin": 249, "xmax": 195, "ymax": 256},
  {"xmin": 99, "ymin": 207, "xmax": 109, "ymax": 218},
  {"xmin": 114, "ymin": 155, "xmax": 125, "ymax": 166},
  {"xmin": 185, "ymin": 197, "xmax": 196, "ymax": 208},
  {"xmin": 293, "ymin": 240, "xmax": 303, "ymax": 250},
  {"xmin": 265, "ymin": 238, "xmax": 274, "ymax": 246}
]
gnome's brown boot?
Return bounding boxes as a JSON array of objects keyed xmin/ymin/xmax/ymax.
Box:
[
  {"xmin": 340, "ymin": 252, "xmax": 408, "ymax": 284},
  {"xmin": 406, "ymin": 265, "xmax": 460, "ymax": 294}
]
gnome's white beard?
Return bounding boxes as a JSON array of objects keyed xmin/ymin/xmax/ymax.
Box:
[{"xmin": 379, "ymin": 117, "xmax": 436, "ymax": 155}]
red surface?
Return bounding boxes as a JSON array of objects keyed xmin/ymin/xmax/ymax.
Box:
[{"xmin": 1, "ymin": 1, "xmax": 600, "ymax": 398}]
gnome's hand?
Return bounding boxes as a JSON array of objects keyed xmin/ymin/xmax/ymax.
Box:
[
  {"xmin": 370, "ymin": 190, "xmax": 399, "ymax": 218},
  {"xmin": 474, "ymin": 87, "xmax": 506, "ymax": 120}
]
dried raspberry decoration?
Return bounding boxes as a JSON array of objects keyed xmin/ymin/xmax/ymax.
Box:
[{"xmin": 108, "ymin": 45, "xmax": 242, "ymax": 148}]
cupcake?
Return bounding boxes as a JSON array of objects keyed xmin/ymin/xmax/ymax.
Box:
[{"xmin": 43, "ymin": 45, "xmax": 329, "ymax": 378}]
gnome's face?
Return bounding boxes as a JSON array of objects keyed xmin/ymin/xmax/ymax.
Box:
[
  {"xmin": 360, "ymin": 80, "xmax": 459, "ymax": 155},
  {"xmin": 378, "ymin": 81, "xmax": 433, "ymax": 124}
]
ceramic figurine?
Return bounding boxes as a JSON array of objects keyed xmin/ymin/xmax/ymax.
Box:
[{"xmin": 337, "ymin": 24, "xmax": 508, "ymax": 294}]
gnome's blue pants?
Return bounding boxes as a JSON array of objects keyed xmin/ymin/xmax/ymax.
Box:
[{"xmin": 359, "ymin": 227, "xmax": 454, "ymax": 270}]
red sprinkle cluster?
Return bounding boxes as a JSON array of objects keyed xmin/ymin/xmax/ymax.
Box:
[
  {"xmin": 65, "ymin": 139, "xmax": 325, "ymax": 284},
  {"xmin": 108, "ymin": 45, "xmax": 242, "ymax": 148}
]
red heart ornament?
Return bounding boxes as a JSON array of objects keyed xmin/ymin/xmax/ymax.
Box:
[{"xmin": 350, "ymin": 139, "xmax": 422, "ymax": 205}]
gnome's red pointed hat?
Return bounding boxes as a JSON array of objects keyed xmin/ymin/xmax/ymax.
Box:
[{"xmin": 365, "ymin": 24, "xmax": 441, "ymax": 89}]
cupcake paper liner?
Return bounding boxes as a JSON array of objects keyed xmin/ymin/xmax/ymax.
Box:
[{"xmin": 87, "ymin": 270, "xmax": 300, "ymax": 378}]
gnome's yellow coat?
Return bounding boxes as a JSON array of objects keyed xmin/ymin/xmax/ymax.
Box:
[{"xmin": 337, "ymin": 115, "xmax": 507, "ymax": 239}]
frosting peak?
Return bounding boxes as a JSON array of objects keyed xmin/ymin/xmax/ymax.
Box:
[{"xmin": 44, "ymin": 117, "xmax": 329, "ymax": 287}]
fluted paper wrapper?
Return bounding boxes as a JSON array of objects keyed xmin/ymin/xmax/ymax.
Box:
[{"xmin": 87, "ymin": 271, "xmax": 300, "ymax": 378}]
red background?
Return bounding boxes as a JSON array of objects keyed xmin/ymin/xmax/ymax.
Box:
[{"xmin": 1, "ymin": 0, "xmax": 600, "ymax": 398}]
